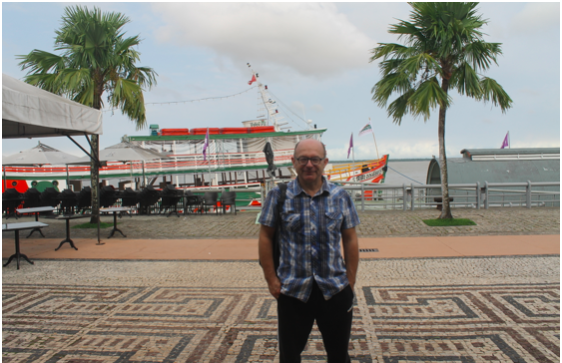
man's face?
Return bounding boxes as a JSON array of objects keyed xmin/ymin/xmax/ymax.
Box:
[{"xmin": 291, "ymin": 140, "xmax": 329, "ymax": 185}]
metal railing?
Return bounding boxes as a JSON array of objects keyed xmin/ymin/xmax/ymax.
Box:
[{"xmin": 338, "ymin": 181, "xmax": 560, "ymax": 211}]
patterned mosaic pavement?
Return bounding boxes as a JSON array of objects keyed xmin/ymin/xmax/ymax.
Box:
[{"xmin": 3, "ymin": 257, "xmax": 559, "ymax": 362}]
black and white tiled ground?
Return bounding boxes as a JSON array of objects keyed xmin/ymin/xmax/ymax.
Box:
[{"xmin": 3, "ymin": 257, "xmax": 559, "ymax": 362}]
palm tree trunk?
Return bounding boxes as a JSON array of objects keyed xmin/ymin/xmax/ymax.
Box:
[
  {"xmin": 89, "ymin": 134, "xmax": 100, "ymax": 224},
  {"xmin": 438, "ymin": 78, "xmax": 453, "ymax": 219},
  {"xmin": 90, "ymin": 81, "xmax": 103, "ymax": 224}
]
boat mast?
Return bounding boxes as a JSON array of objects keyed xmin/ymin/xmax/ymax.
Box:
[
  {"xmin": 247, "ymin": 63, "xmax": 286, "ymax": 131},
  {"xmin": 369, "ymin": 117, "xmax": 380, "ymax": 160}
]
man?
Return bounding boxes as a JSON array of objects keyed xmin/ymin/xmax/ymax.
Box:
[{"xmin": 258, "ymin": 138, "xmax": 360, "ymax": 363}]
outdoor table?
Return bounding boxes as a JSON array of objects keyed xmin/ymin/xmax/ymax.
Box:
[
  {"xmin": 16, "ymin": 206, "xmax": 55, "ymax": 238},
  {"xmin": 100, "ymin": 207, "xmax": 131, "ymax": 238},
  {"xmin": 55, "ymin": 214, "xmax": 91, "ymax": 251},
  {"xmin": 3, "ymin": 221, "xmax": 48, "ymax": 269}
]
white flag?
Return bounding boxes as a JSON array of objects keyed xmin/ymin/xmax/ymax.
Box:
[{"xmin": 359, "ymin": 123, "xmax": 373, "ymax": 137}]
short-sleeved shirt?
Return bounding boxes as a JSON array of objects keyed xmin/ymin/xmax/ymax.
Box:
[{"xmin": 259, "ymin": 177, "xmax": 360, "ymax": 302}]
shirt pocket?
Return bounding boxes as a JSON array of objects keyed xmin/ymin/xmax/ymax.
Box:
[
  {"xmin": 325, "ymin": 211, "xmax": 343, "ymax": 232},
  {"xmin": 281, "ymin": 209, "xmax": 302, "ymax": 232}
]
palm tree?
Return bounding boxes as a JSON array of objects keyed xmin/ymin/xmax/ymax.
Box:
[
  {"xmin": 370, "ymin": 2, "xmax": 512, "ymax": 219},
  {"xmin": 18, "ymin": 5, "xmax": 157, "ymax": 223}
]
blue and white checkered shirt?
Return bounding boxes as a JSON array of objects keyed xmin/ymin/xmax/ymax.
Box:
[{"xmin": 259, "ymin": 177, "xmax": 360, "ymax": 302}]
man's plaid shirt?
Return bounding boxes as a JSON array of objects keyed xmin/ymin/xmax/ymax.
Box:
[{"xmin": 259, "ymin": 177, "xmax": 360, "ymax": 302}]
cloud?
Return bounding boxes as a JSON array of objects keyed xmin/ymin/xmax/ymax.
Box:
[
  {"xmin": 510, "ymin": 3, "xmax": 560, "ymax": 35},
  {"xmin": 152, "ymin": 3, "xmax": 373, "ymax": 78},
  {"xmin": 291, "ymin": 101, "xmax": 306, "ymax": 114},
  {"xmin": 311, "ymin": 104, "xmax": 324, "ymax": 113}
]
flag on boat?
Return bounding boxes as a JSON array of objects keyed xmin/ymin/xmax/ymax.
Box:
[
  {"xmin": 248, "ymin": 74, "xmax": 257, "ymax": 85},
  {"xmin": 500, "ymin": 131, "xmax": 509, "ymax": 149},
  {"xmin": 202, "ymin": 128, "xmax": 210, "ymax": 161},
  {"xmin": 359, "ymin": 122, "xmax": 373, "ymax": 136},
  {"xmin": 347, "ymin": 133, "xmax": 353, "ymax": 159}
]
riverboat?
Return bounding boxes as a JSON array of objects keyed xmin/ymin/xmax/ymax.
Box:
[{"xmin": 3, "ymin": 67, "xmax": 389, "ymax": 206}]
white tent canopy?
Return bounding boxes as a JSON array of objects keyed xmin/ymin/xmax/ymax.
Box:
[
  {"xmin": 2, "ymin": 73, "xmax": 103, "ymax": 139},
  {"xmin": 68, "ymin": 142, "xmax": 168, "ymax": 164},
  {"xmin": 2, "ymin": 141, "xmax": 81, "ymax": 166}
]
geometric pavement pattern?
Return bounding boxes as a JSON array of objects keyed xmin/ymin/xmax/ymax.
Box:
[{"xmin": 3, "ymin": 283, "xmax": 559, "ymax": 362}]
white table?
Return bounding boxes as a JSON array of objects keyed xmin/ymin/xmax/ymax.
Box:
[
  {"xmin": 16, "ymin": 206, "xmax": 55, "ymax": 238},
  {"xmin": 55, "ymin": 214, "xmax": 91, "ymax": 251},
  {"xmin": 100, "ymin": 207, "xmax": 132, "ymax": 238},
  {"xmin": 3, "ymin": 221, "xmax": 48, "ymax": 269}
]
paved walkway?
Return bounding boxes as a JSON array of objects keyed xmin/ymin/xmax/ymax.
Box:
[
  {"xmin": 3, "ymin": 206, "xmax": 560, "ymax": 240},
  {"xmin": 3, "ymin": 207, "xmax": 560, "ymax": 362}
]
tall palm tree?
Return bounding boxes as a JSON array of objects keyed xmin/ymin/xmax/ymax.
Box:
[
  {"xmin": 18, "ymin": 5, "xmax": 157, "ymax": 223},
  {"xmin": 370, "ymin": 2, "xmax": 512, "ymax": 219}
]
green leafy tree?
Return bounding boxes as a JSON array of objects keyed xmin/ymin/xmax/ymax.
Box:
[
  {"xmin": 18, "ymin": 5, "xmax": 157, "ymax": 223},
  {"xmin": 370, "ymin": 2, "xmax": 512, "ymax": 218}
]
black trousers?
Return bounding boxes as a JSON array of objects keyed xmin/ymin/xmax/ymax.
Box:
[{"xmin": 277, "ymin": 281, "xmax": 354, "ymax": 363}]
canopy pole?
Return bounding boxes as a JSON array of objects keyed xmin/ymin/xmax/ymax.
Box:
[
  {"xmin": 68, "ymin": 134, "xmax": 103, "ymax": 245},
  {"xmin": 96, "ymin": 188, "xmax": 103, "ymax": 245},
  {"xmin": 3, "ymin": 166, "xmax": 7, "ymax": 191},
  {"xmin": 142, "ymin": 160, "xmax": 146, "ymax": 188},
  {"xmin": 66, "ymin": 165, "xmax": 70, "ymax": 189},
  {"xmin": 67, "ymin": 135, "xmax": 101, "ymax": 165}
]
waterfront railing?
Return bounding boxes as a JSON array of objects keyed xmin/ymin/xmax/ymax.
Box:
[{"xmin": 339, "ymin": 181, "xmax": 560, "ymax": 211}]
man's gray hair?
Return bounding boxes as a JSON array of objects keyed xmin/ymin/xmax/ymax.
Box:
[{"xmin": 293, "ymin": 139, "xmax": 327, "ymax": 158}]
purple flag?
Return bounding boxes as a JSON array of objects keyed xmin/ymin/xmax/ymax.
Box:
[
  {"xmin": 500, "ymin": 132, "xmax": 509, "ymax": 149},
  {"xmin": 347, "ymin": 133, "xmax": 353, "ymax": 159},
  {"xmin": 202, "ymin": 128, "xmax": 210, "ymax": 161}
]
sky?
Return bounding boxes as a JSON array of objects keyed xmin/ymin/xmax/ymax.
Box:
[{"xmin": 2, "ymin": 2, "xmax": 560, "ymax": 161}]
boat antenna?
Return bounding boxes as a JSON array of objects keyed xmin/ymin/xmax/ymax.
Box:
[{"xmin": 247, "ymin": 63, "xmax": 286, "ymax": 131}]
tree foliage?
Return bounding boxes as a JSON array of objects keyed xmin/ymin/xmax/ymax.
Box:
[
  {"xmin": 370, "ymin": 2, "xmax": 512, "ymax": 218},
  {"xmin": 18, "ymin": 5, "xmax": 157, "ymax": 224},
  {"xmin": 18, "ymin": 5, "xmax": 157, "ymax": 127}
]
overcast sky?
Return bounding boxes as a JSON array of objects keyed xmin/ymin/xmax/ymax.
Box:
[{"xmin": 2, "ymin": 2, "xmax": 560, "ymax": 160}]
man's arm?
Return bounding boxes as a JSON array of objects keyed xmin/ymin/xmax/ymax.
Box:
[
  {"xmin": 341, "ymin": 227, "xmax": 359, "ymax": 291},
  {"xmin": 258, "ymin": 224, "xmax": 281, "ymax": 299}
]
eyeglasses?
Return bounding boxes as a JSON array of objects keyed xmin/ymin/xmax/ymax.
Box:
[{"xmin": 295, "ymin": 157, "xmax": 324, "ymax": 166}]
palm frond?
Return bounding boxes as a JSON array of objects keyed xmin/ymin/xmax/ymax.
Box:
[
  {"xmin": 400, "ymin": 53, "xmax": 440, "ymax": 79},
  {"xmin": 371, "ymin": 72, "xmax": 412, "ymax": 107},
  {"xmin": 73, "ymin": 81, "xmax": 96, "ymax": 108},
  {"xmin": 408, "ymin": 78, "xmax": 452, "ymax": 121},
  {"xmin": 57, "ymin": 68, "xmax": 92, "ymax": 93},
  {"xmin": 464, "ymin": 41, "xmax": 502, "ymax": 70},
  {"xmin": 370, "ymin": 43, "xmax": 411, "ymax": 62},
  {"xmin": 386, "ymin": 89, "xmax": 415, "ymax": 125},
  {"xmin": 480, "ymin": 77, "xmax": 513, "ymax": 112},
  {"xmin": 23, "ymin": 73, "xmax": 64, "ymax": 95},
  {"xmin": 18, "ymin": 50, "xmax": 66, "ymax": 74},
  {"xmin": 450, "ymin": 62, "xmax": 481, "ymax": 98}
]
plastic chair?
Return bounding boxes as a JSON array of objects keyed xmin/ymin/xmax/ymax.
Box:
[
  {"xmin": 3, "ymin": 188, "xmax": 23, "ymax": 219},
  {"xmin": 23, "ymin": 188, "xmax": 42, "ymax": 209},
  {"xmin": 77, "ymin": 186, "xmax": 92, "ymax": 214},
  {"xmin": 184, "ymin": 190, "xmax": 202, "ymax": 214},
  {"xmin": 160, "ymin": 185, "xmax": 182, "ymax": 217},
  {"xmin": 201, "ymin": 192, "xmax": 218, "ymax": 214},
  {"xmin": 219, "ymin": 191, "xmax": 237, "ymax": 215}
]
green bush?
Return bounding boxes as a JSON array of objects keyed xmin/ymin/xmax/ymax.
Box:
[{"xmin": 423, "ymin": 218, "xmax": 476, "ymax": 227}]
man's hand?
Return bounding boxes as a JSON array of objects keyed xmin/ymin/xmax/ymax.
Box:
[
  {"xmin": 267, "ymin": 276, "xmax": 282, "ymax": 299},
  {"xmin": 341, "ymin": 227, "xmax": 359, "ymax": 293},
  {"xmin": 348, "ymin": 278, "xmax": 356, "ymax": 292},
  {"xmin": 259, "ymin": 224, "xmax": 281, "ymax": 299}
]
